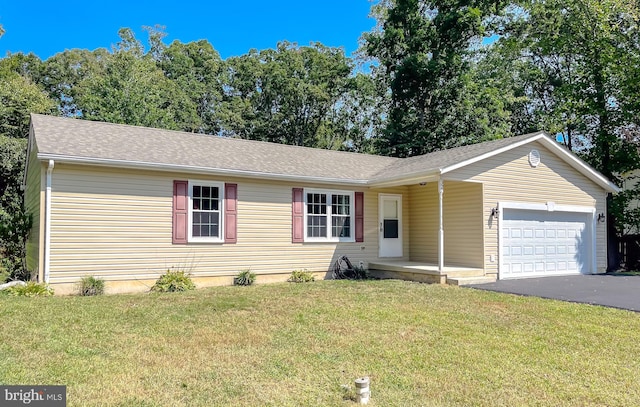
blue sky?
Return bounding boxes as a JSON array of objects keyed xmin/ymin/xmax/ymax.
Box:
[{"xmin": 0, "ymin": 1, "xmax": 376, "ymax": 60}]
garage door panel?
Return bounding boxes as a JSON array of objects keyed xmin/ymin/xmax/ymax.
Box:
[{"xmin": 501, "ymin": 208, "xmax": 591, "ymax": 279}]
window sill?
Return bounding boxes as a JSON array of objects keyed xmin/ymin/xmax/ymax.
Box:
[
  {"xmin": 187, "ymin": 238, "xmax": 224, "ymax": 244},
  {"xmin": 304, "ymin": 238, "xmax": 356, "ymax": 243}
]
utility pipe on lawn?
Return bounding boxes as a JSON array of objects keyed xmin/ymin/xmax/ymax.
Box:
[
  {"xmin": 44, "ymin": 159, "xmax": 54, "ymax": 283},
  {"xmin": 355, "ymin": 377, "xmax": 370, "ymax": 404}
]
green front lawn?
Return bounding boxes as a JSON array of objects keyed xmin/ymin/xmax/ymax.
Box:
[{"xmin": 1, "ymin": 280, "xmax": 639, "ymax": 406}]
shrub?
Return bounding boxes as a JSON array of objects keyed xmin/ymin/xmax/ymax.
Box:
[
  {"xmin": 5, "ymin": 281, "xmax": 53, "ymax": 297},
  {"xmin": 288, "ymin": 269, "xmax": 315, "ymax": 283},
  {"xmin": 151, "ymin": 270, "xmax": 196, "ymax": 292},
  {"xmin": 78, "ymin": 276, "xmax": 105, "ymax": 296},
  {"xmin": 0, "ymin": 135, "xmax": 34, "ymax": 282},
  {"xmin": 234, "ymin": 269, "xmax": 256, "ymax": 286}
]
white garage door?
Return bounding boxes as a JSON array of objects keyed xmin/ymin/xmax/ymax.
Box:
[{"xmin": 501, "ymin": 209, "xmax": 591, "ymax": 279}]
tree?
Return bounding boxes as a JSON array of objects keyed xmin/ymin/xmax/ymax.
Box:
[
  {"xmin": 41, "ymin": 48, "xmax": 109, "ymax": 117},
  {"xmin": 362, "ymin": 0, "xmax": 506, "ymax": 157},
  {"xmin": 324, "ymin": 72, "xmax": 386, "ymax": 153},
  {"xmin": 0, "ymin": 136, "xmax": 32, "ymax": 280},
  {"xmin": 75, "ymin": 28, "xmax": 200, "ymax": 131},
  {"xmin": 0, "ymin": 74, "xmax": 57, "ymax": 138},
  {"xmin": 153, "ymin": 31, "xmax": 225, "ymax": 134},
  {"xmin": 220, "ymin": 42, "xmax": 354, "ymax": 148},
  {"xmin": 0, "ymin": 68, "xmax": 55, "ymax": 280}
]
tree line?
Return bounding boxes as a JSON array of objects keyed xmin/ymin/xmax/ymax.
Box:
[{"xmin": 1, "ymin": 0, "xmax": 640, "ymax": 278}]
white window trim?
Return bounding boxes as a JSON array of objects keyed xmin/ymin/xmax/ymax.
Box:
[
  {"xmin": 304, "ymin": 188, "xmax": 355, "ymax": 243},
  {"xmin": 188, "ymin": 180, "xmax": 225, "ymax": 243}
]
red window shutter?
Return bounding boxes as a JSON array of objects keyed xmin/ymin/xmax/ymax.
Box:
[
  {"xmin": 173, "ymin": 180, "xmax": 188, "ymax": 244},
  {"xmin": 224, "ymin": 183, "xmax": 238, "ymax": 244},
  {"xmin": 292, "ymin": 188, "xmax": 304, "ymax": 243},
  {"xmin": 355, "ymin": 191, "xmax": 364, "ymax": 243}
]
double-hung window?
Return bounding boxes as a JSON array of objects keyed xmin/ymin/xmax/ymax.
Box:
[
  {"xmin": 188, "ymin": 181, "xmax": 224, "ymax": 242},
  {"xmin": 305, "ymin": 189, "xmax": 354, "ymax": 242}
]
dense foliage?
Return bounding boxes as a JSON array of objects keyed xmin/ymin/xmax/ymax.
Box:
[
  {"xmin": 1, "ymin": 281, "xmax": 54, "ymax": 297},
  {"xmin": 363, "ymin": 0, "xmax": 510, "ymax": 156},
  {"xmin": 151, "ymin": 270, "xmax": 196, "ymax": 292},
  {"xmin": 1, "ymin": 1, "xmax": 639, "ymax": 275},
  {"xmin": 78, "ymin": 276, "xmax": 105, "ymax": 296},
  {"xmin": 234, "ymin": 269, "xmax": 257, "ymax": 286}
]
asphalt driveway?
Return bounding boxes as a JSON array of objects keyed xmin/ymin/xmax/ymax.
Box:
[{"xmin": 468, "ymin": 274, "xmax": 640, "ymax": 312}]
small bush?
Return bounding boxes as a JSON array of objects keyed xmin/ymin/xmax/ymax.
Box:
[
  {"xmin": 5, "ymin": 281, "xmax": 54, "ymax": 297},
  {"xmin": 78, "ymin": 276, "xmax": 105, "ymax": 296},
  {"xmin": 288, "ymin": 269, "xmax": 315, "ymax": 283},
  {"xmin": 234, "ymin": 269, "xmax": 256, "ymax": 286},
  {"xmin": 151, "ymin": 270, "xmax": 196, "ymax": 292}
]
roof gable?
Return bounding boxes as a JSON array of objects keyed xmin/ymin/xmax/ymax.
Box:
[
  {"xmin": 29, "ymin": 114, "xmax": 619, "ymax": 192},
  {"xmin": 370, "ymin": 132, "xmax": 619, "ymax": 192}
]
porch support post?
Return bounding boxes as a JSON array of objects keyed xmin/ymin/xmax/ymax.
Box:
[{"xmin": 438, "ymin": 176, "xmax": 444, "ymax": 273}]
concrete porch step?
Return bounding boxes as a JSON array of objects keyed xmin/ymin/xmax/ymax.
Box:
[
  {"xmin": 444, "ymin": 268, "xmax": 487, "ymax": 278},
  {"xmin": 446, "ymin": 276, "xmax": 497, "ymax": 286}
]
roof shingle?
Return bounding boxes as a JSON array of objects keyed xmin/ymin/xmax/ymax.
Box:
[{"xmin": 31, "ymin": 114, "xmax": 398, "ymax": 183}]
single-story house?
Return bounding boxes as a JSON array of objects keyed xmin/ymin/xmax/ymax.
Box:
[{"xmin": 24, "ymin": 114, "xmax": 620, "ymax": 294}]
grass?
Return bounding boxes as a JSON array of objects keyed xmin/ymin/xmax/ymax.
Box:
[
  {"xmin": 0, "ymin": 266, "xmax": 9, "ymax": 283},
  {"xmin": 1, "ymin": 280, "xmax": 640, "ymax": 406},
  {"xmin": 609, "ymin": 270, "xmax": 640, "ymax": 276}
]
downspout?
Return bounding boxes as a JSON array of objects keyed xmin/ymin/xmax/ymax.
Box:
[
  {"xmin": 438, "ymin": 175, "xmax": 444, "ymax": 273},
  {"xmin": 44, "ymin": 160, "xmax": 54, "ymax": 283}
]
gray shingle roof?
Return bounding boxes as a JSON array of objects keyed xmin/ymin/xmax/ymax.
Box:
[
  {"xmin": 30, "ymin": 114, "xmax": 399, "ymax": 183},
  {"xmin": 30, "ymin": 114, "xmax": 616, "ymax": 191}
]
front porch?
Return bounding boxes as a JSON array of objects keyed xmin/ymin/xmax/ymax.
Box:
[
  {"xmin": 370, "ymin": 179, "xmax": 493, "ymax": 285},
  {"xmin": 368, "ymin": 260, "xmax": 495, "ymax": 286}
]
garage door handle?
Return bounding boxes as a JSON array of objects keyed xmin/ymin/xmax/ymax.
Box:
[{"xmin": 380, "ymin": 222, "xmax": 383, "ymax": 232}]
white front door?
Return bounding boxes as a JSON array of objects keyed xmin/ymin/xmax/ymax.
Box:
[{"xmin": 379, "ymin": 194, "xmax": 403, "ymax": 257}]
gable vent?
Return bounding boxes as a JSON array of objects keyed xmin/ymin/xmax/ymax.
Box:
[{"xmin": 529, "ymin": 149, "xmax": 541, "ymax": 167}]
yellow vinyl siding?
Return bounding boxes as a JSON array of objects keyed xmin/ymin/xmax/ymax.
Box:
[
  {"xmin": 408, "ymin": 183, "xmax": 438, "ymax": 263},
  {"xmin": 446, "ymin": 141, "xmax": 607, "ymax": 275},
  {"xmin": 443, "ymin": 181, "xmax": 483, "ymax": 268},
  {"xmin": 48, "ymin": 164, "xmax": 407, "ymax": 284},
  {"xmin": 408, "ymin": 181, "xmax": 483, "ymax": 267},
  {"xmin": 24, "ymin": 139, "xmax": 43, "ymax": 278}
]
